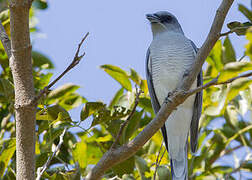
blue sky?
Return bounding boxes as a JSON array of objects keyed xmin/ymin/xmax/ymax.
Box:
[{"xmin": 33, "ymin": 0, "xmax": 250, "ymax": 121}]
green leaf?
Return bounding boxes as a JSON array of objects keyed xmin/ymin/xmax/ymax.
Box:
[
  {"xmin": 227, "ymin": 21, "xmax": 252, "ymax": 36},
  {"xmin": 34, "ymin": 73, "xmax": 53, "ymax": 90},
  {"xmin": 226, "ymin": 78, "xmax": 252, "ymax": 102},
  {"xmin": 140, "ymin": 79, "xmax": 149, "ymax": 96},
  {"xmin": 112, "ymin": 156, "xmax": 135, "ymax": 177},
  {"xmin": 129, "ymin": 68, "xmax": 141, "ymax": 85},
  {"xmin": 208, "ymin": 40, "xmax": 223, "ymax": 71},
  {"xmin": 224, "ymin": 105, "xmax": 238, "ymax": 127},
  {"xmin": 80, "ymin": 102, "xmax": 106, "ymax": 121},
  {"xmin": 123, "ymin": 109, "xmax": 144, "ymax": 141},
  {"xmin": 72, "ymin": 141, "xmax": 87, "ymax": 172},
  {"xmin": 59, "ymin": 93, "xmax": 86, "ymax": 111},
  {"xmin": 0, "ymin": 138, "xmax": 16, "ymax": 177},
  {"xmin": 33, "ymin": 0, "xmax": 48, "ymax": 10},
  {"xmin": 47, "ymin": 84, "xmax": 80, "ymax": 102},
  {"xmin": 117, "ymin": 91, "xmax": 135, "ymax": 109},
  {"xmin": 222, "ymin": 36, "xmax": 236, "ymax": 64},
  {"xmin": 239, "ymin": 4, "xmax": 252, "ymax": 22},
  {"xmin": 135, "ymin": 156, "xmax": 150, "ymax": 179},
  {"xmin": 0, "ymin": 78, "xmax": 14, "ymax": 102},
  {"xmin": 86, "ymin": 143, "xmax": 103, "ymax": 165},
  {"xmin": 204, "ymin": 86, "xmax": 228, "ymax": 116},
  {"xmin": 218, "ymin": 62, "xmax": 252, "ymax": 82},
  {"xmin": 245, "ymin": 28, "xmax": 252, "ymax": 59},
  {"xmin": 32, "ymin": 51, "xmax": 53, "ymax": 69},
  {"xmin": 36, "ymin": 105, "xmax": 71, "ymax": 122},
  {"xmin": 138, "ymin": 97, "xmax": 154, "ymax": 116},
  {"xmin": 108, "ymin": 88, "xmax": 124, "ymax": 109},
  {"xmin": 156, "ymin": 166, "xmax": 171, "ymax": 180},
  {"xmin": 101, "ymin": 64, "xmax": 132, "ymax": 91}
]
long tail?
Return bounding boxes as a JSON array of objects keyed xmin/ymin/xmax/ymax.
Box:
[{"xmin": 170, "ymin": 143, "xmax": 188, "ymax": 180}]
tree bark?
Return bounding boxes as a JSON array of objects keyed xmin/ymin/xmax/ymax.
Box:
[{"xmin": 8, "ymin": 0, "xmax": 36, "ymax": 179}]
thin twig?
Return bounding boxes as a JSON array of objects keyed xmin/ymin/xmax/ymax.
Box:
[
  {"xmin": 219, "ymin": 26, "xmax": 251, "ymax": 37},
  {"xmin": 0, "ymin": 20, "xmax": 11, "ymax": 58},
  {"xmin": 186, "ymin": 71, "xmax": 252, "ymax": 97},
  {"xmin": 110, "ymin": 87, "xmax": 143, "ymax": 149},
  {"xmin": 32, "ymin": 32, "xmax": 89, "ymax": 104},
  {"xmin": 153, "ymin": 141, "xmax": 163, "ymax": 180},
  {"xmin": 238, "ymin": 53, "xmax": 246, "ymax": 62},
  {"xmin": 36, "ymin": 128, "xmax": 67, "ymax": 180}
]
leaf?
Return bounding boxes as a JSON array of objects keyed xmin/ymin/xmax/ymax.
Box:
[
  {"xmin": 208, "ymin": 40, "xmax": 223, "ymax": 71},
  {"xmin": 32, "ymin": 51, "xmax": 54, "ymax": 69},
  {"xmin": 238, "ymin": 89, "xmax": 251, "ymax": 115},
  {"xmin": 239, "ymin": 4, "xmax": 252, "ymax": 22},
  {"xmin": 72, "ymin": 141, "xmax": 87, "ymax": 172},
  {"xmin": 129, "ymin": 68, "xmax": 141, "ymax": 85},
  {"xmin": 101, "ymin": 64, "xmax": 132, "ymax": 91},
  {"xmin": 0, "ymin": 78, "xmax": 14, "ymax": 102},
  {"xmin": 59, "ymin": 93, "xmax": 86, "ymax": 111},
  {"xmin": 222, "ymin": 36, "xmax": 236, "ymax": 64},
  {"xmin": 36, "ymin": 105, "xmax": 71, "ymax": 122},
  {"xmin": 138, "ymin": 97, "xmax": 154, "ymax": 116},
  {"xmin": 135, "ymin": 156, "xmax": 150, "ymax": 179},
  {"xmin": 156, "ymin": 166, "xmax": 171, "ymax": 180},
  {"xmin": 0, "ymin": 138, "xmax": 16, "ymax": 177},
  {"xmin": 140, "ymin": 79, "xmax": 149, "ymax": 96},
  {"xmin": 80, "ymin": 102, "xmax": 105, "ymax": 121},
  {"xmin": 204, "ymin": 85, "xmax": 228, "ymax": 116},
  {"xmin": 123, "ymin": 109, "xmax": 144, "ymax": 141},
  {"xmin": 218, "ymin": 62, "xmax": 252, "ymax": 82},
  {"xmin": 86, "ymin": 143, "xmax": 103, "ymax": 165},
  {"xmin": 227, "ymin": 21, "xmax": 252, "ymax": 36},
  {"xmin": 224, "ymin": 105, "xmax": 238, "ymax": 127},
  {"xmin": 117, "ymin": 91, "xmax": 135, "ymax": 110},
  {"xmin": 108, "ymin": 88, "xmax": 124, "ymax": 109},
  {"xmin": 47, "ymin": 84, "xmax": 80, "ymax": 102},
  {"xmin": 112, "ymin": 156, "xmax": 135, "ymax": 177},
  {"xmin": 245, "ymin": 28, "xmax": 252, "ymax": 60},
  {"xmin": 33, "ymin": 0, "xmax": 48, "ymax": 10}
]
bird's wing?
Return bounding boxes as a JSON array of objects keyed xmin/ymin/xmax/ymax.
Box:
[
  {"xmin": 190, "ymin": 40, "xmax": 203, "ymax": 153},
  {"xmin": 145, "ymin": 48, "xmax": 169, "ymax": 150}
]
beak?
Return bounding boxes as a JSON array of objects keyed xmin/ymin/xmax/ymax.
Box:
[{"xmin": 146, "ymin": 14, "xmax": 160, "ymax": 23}]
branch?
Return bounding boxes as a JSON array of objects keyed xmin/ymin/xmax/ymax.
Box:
[
  {"xmin": 153, "ymin": 141, "xmax": 164, "ymax": 180},
  {"xmin": 0, "ymin": 21, "xmax": 11, "ymax": 58},
  {"xmin": 186, "ymin": 71, "xmax": 252, "ymax": 97},
  {"xmin": 110, "ymin": 87, "xmax": 142, "ymax": 149},
  {"xmin": 36, "ymin": 128, "xmax": 67, "ymax": 180},
  {"xmin": 32, "ymin": 32, "xmax": 89, "ymax": 104},
  {"xmin": 86, "ymin": 0, "xmax": 234, "ymax": 179},
  {"xmin": 220, "ymin": 26, "xmax": 251, "ymax": 37}
]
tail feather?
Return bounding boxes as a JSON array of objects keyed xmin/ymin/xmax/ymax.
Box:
[{"xmin": 170, "ymin": 143, "xmax": 188, "ymax": 180}]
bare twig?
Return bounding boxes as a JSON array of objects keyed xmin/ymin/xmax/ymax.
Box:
[
  {"xmin": 86, "ymin": 1, "xmax": 235, "ymax": 179},
  {"xmin": 186, "ymin": 71, "xmax": 252, "ymax": 97},
  {"xmin": 110, "ymin": 87, "xmax": 143, "ymax": 149},
  {"xmin": 0, "ymin": 21, "xmax": 11, "ymax": 58},
  {"xmin": 219, "ymin": 26, "xmax": 251, "ymax": 37},
  {"xmin": 32, "ymin": 32, "xmax": 89, "ymax": 104},
  {"xmin": 36, "ymin": 128, "xmax": 67, "ymax": 180},
  {"xmin": 238, "ymin": 53, "xmax": 246, "ymax": 62},
  {"xmin": 153, "ymin": 141, "xmax": 163, "ymax": 180}
]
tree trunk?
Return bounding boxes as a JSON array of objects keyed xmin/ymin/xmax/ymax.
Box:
[{"xmin": 9, "ymin": 0, "xmax": 36, "ymax": 179}]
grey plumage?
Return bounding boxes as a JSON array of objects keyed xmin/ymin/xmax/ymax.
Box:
[{"xmin": 145, "ymin": 11, "xmax": 202, "ymax": 180}]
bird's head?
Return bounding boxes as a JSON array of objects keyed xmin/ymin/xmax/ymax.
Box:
[{"xmin": 146, "ymin": 11, "xmax": 184, "ymax": 37}]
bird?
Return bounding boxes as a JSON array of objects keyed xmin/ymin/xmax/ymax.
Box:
[{"xmin": 145, "ymin": 11, "xmax": 202, "ymax": 180}]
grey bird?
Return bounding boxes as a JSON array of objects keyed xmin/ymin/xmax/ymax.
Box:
[{"xmin": 145, "ymin": 11, "xmax": 202, "ymax": 180}]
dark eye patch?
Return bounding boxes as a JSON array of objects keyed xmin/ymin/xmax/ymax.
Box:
[{"xmin": 160, "ymin": 15, "xmax": 172, "ymax": 23}]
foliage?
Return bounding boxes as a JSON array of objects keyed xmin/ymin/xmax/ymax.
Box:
[{"xmin": 0, "ymin": 1, "xmax": 252, "ymax": 180}]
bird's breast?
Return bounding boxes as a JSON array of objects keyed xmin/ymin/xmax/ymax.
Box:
[{"xmin": 149, "ymin": 32, "xmax": 196, "ymax": 105}]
